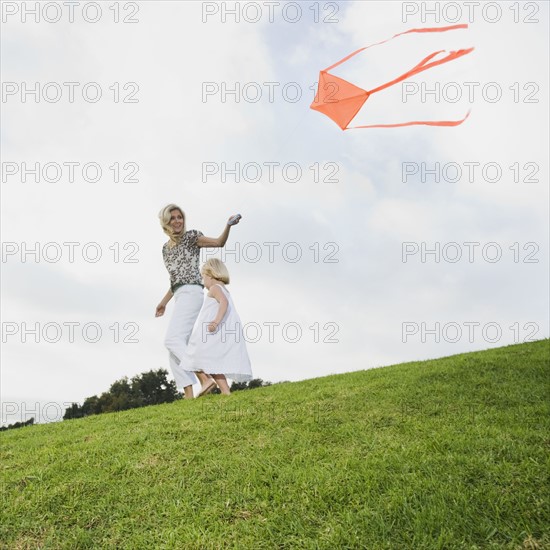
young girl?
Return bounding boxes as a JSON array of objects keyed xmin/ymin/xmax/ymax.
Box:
[{"xmin": 184, "ymin": 258, "xmax": 252, "ymax": 395}]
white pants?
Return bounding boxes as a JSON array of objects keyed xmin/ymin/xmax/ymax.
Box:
[{"xmin": 164, "ymin": 285, "xmax": 204, "ymax": 390}]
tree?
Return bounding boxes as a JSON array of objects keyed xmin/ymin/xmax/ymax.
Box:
[
  {"xmin": 131, "ymin": 369, "xmax": 179, "ymax": 406},
  {"xmin": 63, "ymin": 403, "xmax": 84, "ymax": 420},
  {"xmin": 63, "ymin": 369, "xmax": 181, "ymax": 420},
  {"xmin": 107, "ymin": 377, "xmax": 141, "ymax": 411},
  {"xmin": 229, "ymin": 379, "xmax": 272, "ymax": 392},
  {"xmin": 81, "ymin": 395, "xmax": 101, "ymax": 416},
  {"xmin": 0, "ymin": 418, "xmax": 34, "ymax": 431},
  {"xmin": 62, "ymin": 370, "xmax": 272, "ymax": 421},
  {"xmin": 230, "ymin": 381, "xmax": 248, "ymax": 392},
  {"xmin": 248, "ymin": 378, "xmax": 269, "ymax": 389}
]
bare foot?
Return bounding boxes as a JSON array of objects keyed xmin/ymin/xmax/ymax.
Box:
[
  {"xmin": 198, "ymin": 380, "xmax": 217, "ymax": 397},
  {"xmin": 212, "ymin": 374, "xmax": 230, "ymax": 395}
]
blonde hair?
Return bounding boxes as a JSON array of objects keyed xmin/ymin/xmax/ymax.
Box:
[
  {"xmin": 201, "ymin": 258, "xmax": 230, "ymax": 284},
  {"xmin": 158, "ymin": 203, "xmax": 186, "ymax": 248}
]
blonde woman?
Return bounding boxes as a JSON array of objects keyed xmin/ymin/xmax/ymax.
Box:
[
  {"xmin": 155, "ymin": 204, "xmax": 241, "ymax": 398},
  {"xmin": 184, "ymin": 258, "xmax": 252, "ymax": 395}
]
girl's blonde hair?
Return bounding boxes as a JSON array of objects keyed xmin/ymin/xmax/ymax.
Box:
[
  {"xmin": 201, "ymin": 258, "xmax": 230, "ymax": 284},
  {"xmin": 158, "ymin": 204, "xmax": 186, "ymax": 248}
]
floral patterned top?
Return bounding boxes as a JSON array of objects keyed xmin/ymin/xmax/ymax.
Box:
[{"xmin": 162, "ymin": 229, "xmax": 204, "ymax": 292}]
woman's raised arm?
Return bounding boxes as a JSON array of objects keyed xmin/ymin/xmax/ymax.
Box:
[{"xmin": 197, "ymin": 215, "xmax": 241, "ymax": 248}]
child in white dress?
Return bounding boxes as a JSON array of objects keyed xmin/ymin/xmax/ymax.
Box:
[{"xmin": 185, "ymin": 258, "xmax": 252, "ymax": 395}]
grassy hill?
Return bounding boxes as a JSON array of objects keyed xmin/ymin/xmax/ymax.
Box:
[{"xmin": 1, "ymin": 340, "xmax": 548, "ymax": 549}]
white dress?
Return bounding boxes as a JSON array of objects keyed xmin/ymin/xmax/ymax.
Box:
[{"xmin": 184, "ymin": 284, "xmax": 253, "ymax": 382}]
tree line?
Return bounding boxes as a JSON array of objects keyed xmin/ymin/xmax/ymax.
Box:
[
  {"xmin": 0, "ymin": 418, "xmax": 35, "ymax": 431},
  {"xmin": 63, "ymin": 369, "xmax": 271, "ymax": 420}
]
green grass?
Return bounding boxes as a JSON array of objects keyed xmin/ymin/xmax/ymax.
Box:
[{"xmin": 1, "ymin": 340, "xmax": 549, "ymax": 549}]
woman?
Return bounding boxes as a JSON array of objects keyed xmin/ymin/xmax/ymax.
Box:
[{"xmin": 155, "ymin": 203, "xmax": 241, "ymax": 398}]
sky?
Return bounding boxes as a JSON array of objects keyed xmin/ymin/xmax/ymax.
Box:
[{"xmin": 1, "ymin": 0, "xmax": 548, "ymax": 424}]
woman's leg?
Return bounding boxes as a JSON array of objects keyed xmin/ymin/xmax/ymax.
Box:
[{"xmin": 164, "ymin": 286, "xmax": 204, "ymax": 397}]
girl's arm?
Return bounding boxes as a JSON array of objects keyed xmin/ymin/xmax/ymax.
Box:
[
  {"xmin": 207, "ymin": 285, "xmax": 229, "ymax": 332},
  {"xmin": 197, "ymin": 215, "xmax": 241, "ymax": 248},
  {"xmin": 155, "ymin": 288, "xmax": 173, "ymax": 317}
]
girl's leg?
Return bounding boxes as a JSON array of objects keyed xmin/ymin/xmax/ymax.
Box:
[
  {"xmin": 212, "ymin": 374, "xmax": 231, "ymax": 395},
  {"xmin": 197, "ymin": 371, "xmax": 216, "ymax": 396}
]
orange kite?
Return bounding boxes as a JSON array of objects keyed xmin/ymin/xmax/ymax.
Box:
[{"xmin": 310, "ymin": 24, "xmax": 474, "ymax": 130}]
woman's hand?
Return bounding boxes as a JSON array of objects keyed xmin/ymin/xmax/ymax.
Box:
[
  {"xmin": 227, "ymin": 214, "xmax": 241, "ymax": 226},
  {"xmin": 156, "ymin": 289, "xmax": 173, "ymax": 316},
  {"xmin": 155, "ymin": 303, "xmax": 166, "ymax": 317},
  {"xmin": 207, "ymin": 321, "xmax": 218, "ymax": 332}
]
